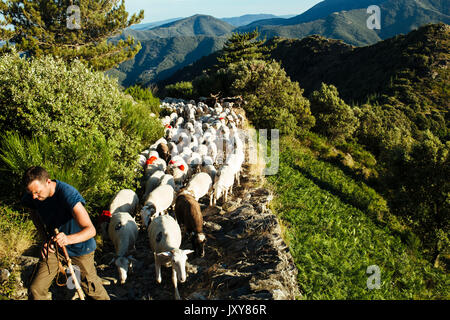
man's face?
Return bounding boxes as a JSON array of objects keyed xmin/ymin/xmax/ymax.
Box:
[{"xmin": 27, "ymin": 179, "xmax": 52, "ymax": 201}]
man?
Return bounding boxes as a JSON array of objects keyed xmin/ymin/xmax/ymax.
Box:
[{"xmin": 21, "ymin": 166, "xmax": 110, "ymax": 300}]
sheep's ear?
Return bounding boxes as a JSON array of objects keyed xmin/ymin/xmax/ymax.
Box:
[
  {"xmin": 157, "ymin": 251, "xmax": 172, "ymax": 258},
  {"xmin": 183, "ymin": 249, "xmax": 195, "ymax": 256}
]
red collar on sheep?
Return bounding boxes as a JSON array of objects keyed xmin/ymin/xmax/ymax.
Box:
[
  {"xmin": 146, "ymin": 156, "xmax": 158, "ymax": 165},
  {"xmin": 98, "ymin": 210, "xmax": 112, "ymax": 224}
]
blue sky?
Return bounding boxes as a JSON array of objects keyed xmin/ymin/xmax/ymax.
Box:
[{"xmin": 125, "ymin": 0, "xmax": 324, "ymax": 23}]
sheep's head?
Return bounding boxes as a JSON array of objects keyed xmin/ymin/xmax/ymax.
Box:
[
  {"xmin": 113, "ymin": 256, "xmax": 137, "ymax": 284},
  {"xmin": 140, "ymin": 204, "xmax": 156, "ymax": 227},
  {"xmin": 157, "ymin": 249, "xmax": 194, "ymax": 283},
  {"xmin": 192, "ymin": 232, "xmax": 206, "ymax": 258}
]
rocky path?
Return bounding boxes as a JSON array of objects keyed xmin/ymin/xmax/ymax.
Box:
[{"xmin": 10, "ymin": 140, "xmax": 300, "ymax": 300}]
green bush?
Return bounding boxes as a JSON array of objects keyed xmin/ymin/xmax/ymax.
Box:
[
  {"xmin": 0, "ymin": 52, "xmax": 162, "ymax": 211},
  {"xmin": 120, "ymin": 98, "xmax": 164, "ymax": 149},
  {"xmin": 228, "ymin": 59, "xmax": 315, "ymax": 134},
  {"xmin": 124, "ymin": 85, "xmax": 161, "ymax": 116},
  {"xmin": 0, "ymin": 133, "xmax": 117, "ymax": 211},
  {"xmin": 164, "ymin": 81, "xmax": 196, "ymax": 100},
  {"xmin": 309, "ymin": 83, "xmax": 359, "ymax": 143}
]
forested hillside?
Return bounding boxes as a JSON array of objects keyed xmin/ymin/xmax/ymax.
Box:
[{"xmin": 162, "ymin": 25, "xmax": 450, "ymax": 294}]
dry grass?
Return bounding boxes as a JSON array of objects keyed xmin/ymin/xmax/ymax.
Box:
[{"xmin": 0, "ymin": 206, "xmax": 37, "ymax": 266}]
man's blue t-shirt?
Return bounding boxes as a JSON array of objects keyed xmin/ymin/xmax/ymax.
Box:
[{"xmin": 21, "ymin": 180, "xmax": 96, "ymax": 257}]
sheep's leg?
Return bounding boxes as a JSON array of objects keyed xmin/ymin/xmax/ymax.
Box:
[
  {"xmin": 172, "ymin": 268, "xmax": 181, "ymax": 300},
  {"xmin": 154, "ymin": 253, "xmax": 162, "ymax": 284}
]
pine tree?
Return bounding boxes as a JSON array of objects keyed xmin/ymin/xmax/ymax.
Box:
[
  {"xmin": 216, "ymin": 29, "xmax": 268, "ymax": 68},
  {"xmin": 0, "ymin": 0, "xmax": 144, "ymax": 71}
]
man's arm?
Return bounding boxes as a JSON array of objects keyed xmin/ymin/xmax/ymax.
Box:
[{"xmin": 53, "ymin": 202, "xmax": 96, "ymax": 247}]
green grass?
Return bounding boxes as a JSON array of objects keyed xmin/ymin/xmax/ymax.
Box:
[
  {"xmin": 0, "ymin": 204, "xmax": 37, "ymax": 299},
  {"xmin": 266, "ymin": 135, "xmax": 449, "ymax": 299}
]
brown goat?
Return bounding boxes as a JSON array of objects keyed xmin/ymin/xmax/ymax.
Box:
[
  {"xmin": 175, "ymin": 192, "xmax": 206, "ymax": 257},
  {"xmin": 156, "ymin": 142, "xmax": 171, "ymax": 164}
]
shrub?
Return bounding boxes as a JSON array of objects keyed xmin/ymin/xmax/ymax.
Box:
[
  {"xmin": 124, "ymin": 85, "xmax": 160, "ymax": 116},
  {"xmin": 164, "ymin": 81, "xmax": 196, "ymax": 100},
  {"xmin": 0, "ymin": 52, "xmax": 162, "ymax": 210},
  {"xmin": 309, "ymin": 83, "xmax": 359, "ymax": 143},
  {"xmin": 119, "ymin": 98, "xmax": 164, "ymax": 149},
  {"xmin": 228, "ymin": 59, "xmax": 315, "ymax": 134}
]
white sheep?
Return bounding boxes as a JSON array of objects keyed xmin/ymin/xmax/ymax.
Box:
[
  {"xmin": 184, "ymin": 172, "xmax": 213, "ymax": 205},
  {"xmin": 108, "ymin": 212, "xmax": 138, "ymax": 284},
  {"xmin": 160, "ymin": 174, "xmax": 176, "ymax": 191},
  {"xmin": 148, "ymin": 214, "xmax": 194, "ymax": 300},
  {"xmin": 212, "ymin": 165, "xmax": 235, "ymax": 206},
  {"xmin": 187, "ymin": 152, "xmax": 202, "ymax": 173},
  {"xmin": 226, "ymin": 150, "xmax": 245, "ymax": 186},
  {"xmin": 167, "ymin": 156, "xmax": 189, "ymax": 187},
  {"xmin": 141, "ymin": 184, "xmax": 175, "ymax": 227},
  {"xmin": 137, "ymin": 154, "xmax": 147, "ymax": 170},
  {"xmin": 143, "ymin": 170, "xmax": 165, "ymax": 201},
  {"xmin": 145, "ymin": 156, "xmax": 167, "ymax": 177},
  {"xmin": 109, "ymin": 189, "xmax": 139, "ymax": 216}
]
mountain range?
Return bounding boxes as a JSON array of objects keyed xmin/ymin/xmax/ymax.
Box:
[{"xmin": 107, "ymin": 0, "xmax": 449, "ymax": 87}]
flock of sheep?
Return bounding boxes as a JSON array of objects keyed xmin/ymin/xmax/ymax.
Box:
[{"xmin": 98, "ymin": 98, "xmax": 246, "ymax": 300}]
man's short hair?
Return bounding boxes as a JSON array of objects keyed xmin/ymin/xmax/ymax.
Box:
[{"xmin": 23, "ymin": 166, "xmax": 50, "ymax": 187}]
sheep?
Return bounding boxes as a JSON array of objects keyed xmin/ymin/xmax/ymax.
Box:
[
  {"xmin": 201, "ymin": 164, "xmax": 217, "ymax": 185},
  {"xmin": 143, "ymin": 170, "xmax": 165, "ymax": 201},
  {"xmin": 145, "ymin": 156, "xmax": 167, "ymax": 177},
  {"xmin": 160, "ymin": 174, "xmax": 176, "ymax": 191},
  {"xmin": 141, "ymin": 184, "xmax": 175, "ymax": 227},
  {"xmin": 150, "ymin": 137, "xmax": 168, "ymax": 150},
  {"xmin": 167, "ymin": 156, "xmax": 189, "ymax": 187},
  {"xmin": 187, "ymin": 152, "xmax": 202, "ymax": 174},
  {"xmin": 168, "ymin": 141, "xmax": 178, "ymax": 157},
  {"xmin": 156, "ymin": 142, "xmax": 171, "ymax": 163},
  {"xmin": 175, "ymin": 193, "xmax": 206, "ymax": 257},
  {"xmin": 108, "ymin": 211, "xmax": 138, "ymax": 284},
  {"xmin": 148, "ymin": 214, "xmax": 194, "ymax": 300},
  {"xmin": 197, "ymin": 143, "xmax": 208, "ymax": 158},
  {"xmin": 137, "ymin": 154, "xmax": 147, "ymax": 169},
  {"xmin": 184, "ymin": 172, "xmax": 213, "ymax": 205},
  {"xmin": 109, "ymin": 189, "xmax": 139, "ymax": 216},
  {"xmin": 225, "ymin": 150, "xmax": 245, "ymax": 186},
  {"xmin": 212, "ymin": 165, "xmax": 235, "ymax": 206}
]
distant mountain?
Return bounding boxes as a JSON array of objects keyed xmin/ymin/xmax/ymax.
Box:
[
  {"xmin": 108, "ymin": 15, "xmax": 234, "ymax": 86},
  {"xmin": 109, "ymin": 0, "xmax": 449, "ymax": 86},
  {"xmin": 128, "ymin": 18, "xmax": 184, "ymax": 30},
  {"xmin": 129, "ymin": 14, "xmax": 297, "ymax": 30},
  {"xmin": 236, "ymin": 0, "xmax": 450, "ymax": 46},
  {"xmin": 106, "ymin": 35, "xmax": 227, "ymax": 87},
  {"xmin": 116, "ymin": 14, "xmax": 234, "ymax": 39},
  {"xmin": 220, "ymin": 14, "xmax": 280, "ymax": 27}
]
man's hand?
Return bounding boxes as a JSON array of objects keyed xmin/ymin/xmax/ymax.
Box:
[
  {"xmin": 53, "ymin": 232, "xmax": 71, "ymax": 248},
  {"xmin": 41, "ymin": 241, "xmax": 55, "ymax": 259}
]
